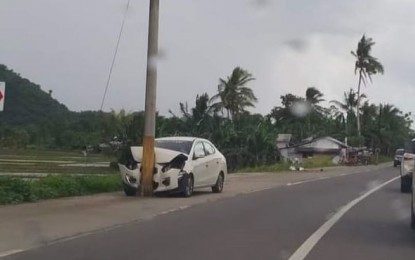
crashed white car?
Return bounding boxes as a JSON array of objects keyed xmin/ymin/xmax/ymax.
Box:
[{"xmin": 118, "ymin": 137, "xmax": 227, "ymax": 197}]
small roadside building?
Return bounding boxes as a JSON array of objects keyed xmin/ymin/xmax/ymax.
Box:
[
  {"xmin": 278, "ymin": 136, "xmax": 349, "ymax": 161},
  {"xmin": 275, "ymin": 134, "xmax": 293, "ymax": 150}
]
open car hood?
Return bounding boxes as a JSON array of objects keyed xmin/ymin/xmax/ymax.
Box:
[{"xmin": 130, "ymin": 146, "xmax": 188, "ymax": 164}]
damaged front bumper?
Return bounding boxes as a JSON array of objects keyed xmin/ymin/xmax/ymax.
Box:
[
  {"xmin": 119, "ymin": 146, "xmax": 189, "ymax": 194},
  {"xmin": 119, "ymin": 163, "xmax": 187, "ymax": 193}
]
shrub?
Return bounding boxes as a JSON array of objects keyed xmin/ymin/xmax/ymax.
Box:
[
  {"xmin": 0, "ymin": 175, "xmax": 122, "ymax": 205},
  {"xmin": 0, "ymin": 177, "xmax": 34, "ymax": 204}
]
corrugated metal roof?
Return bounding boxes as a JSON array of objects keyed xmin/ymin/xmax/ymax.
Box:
[
  {"xmin": 279, "ymin": 136, "xmax": 349, "ymax": 150},
  {"xmin": 276, "ymin": 134, "xmax": 292, "ymax": 142}
]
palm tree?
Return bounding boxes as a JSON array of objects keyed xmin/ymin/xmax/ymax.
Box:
[
  {"xmin": 304, "ymin": 87, "xmax": 325, "ymax": 135},
  {"xmin": 209, "ymin": 67, "xmax": 257, "ymax": 120},
  {"xmin": 351, "ymin": 34, "xmax": 384, "ymax": 138},
  {"xmin": 330, "ymin": 88, "xmax": 366, "ymax": 142},
  {"xmin": 305, "ymin": 87, "xmax": 324, "ymax": 105},
  {"xmin": 330, "ymin": 89, "xmax": 365, "ymax": 114},
  {"xmin": 305, "ymin": 86, "xmax": 327, "ymax": 114}
]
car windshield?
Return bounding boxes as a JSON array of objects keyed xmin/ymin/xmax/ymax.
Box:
[
  {"xmin": 396, "ymin": 150, "xmax": 405, "ymax": 155},
  {"xmin": 155, "ymin": 140, "xmax": 193, "ymax": 154}
]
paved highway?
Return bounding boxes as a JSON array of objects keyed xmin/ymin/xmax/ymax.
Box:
[{"xmin": 5, "ymin": 166, "xmax": 415, "ymax": 260}]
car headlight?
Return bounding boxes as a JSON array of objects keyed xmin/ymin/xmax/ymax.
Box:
[
  {"xmin": 126, "ymin": 161, "xmax": 138, "ymax": 170},
  {"xmin": 125, "ymin": 174, "xmax": 137, "ymax": 184},
  {"xmin": 162, "ymin": 165, "xmax": 171, "ymax": 173}
]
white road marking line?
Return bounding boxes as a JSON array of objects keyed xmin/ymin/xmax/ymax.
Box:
[
  {"xmin": 287, "ymin": 181, "xmax": 308, "ymax": 186},
  {"xmin": 0, "ymin": 249, "xmax": 24, "ymax": 258},
  {"xmin": 288, "ymin": 175, "xmax": 400, "ymax": 260},
  {"xmin": 285, "ymin": 169, "xmax": 378, "ymax": 187},
  {"xmin": 160, "ymin": 205, "xmax": 190, "ymax": 215},
  {"xmin": 287, "ymin": 176, "xmax": 331, "ymax": 186}
]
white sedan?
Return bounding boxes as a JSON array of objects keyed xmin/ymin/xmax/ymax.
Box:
[{"xmin": 118, "ymin": 137, "xmax": 227, "ymax": 197}]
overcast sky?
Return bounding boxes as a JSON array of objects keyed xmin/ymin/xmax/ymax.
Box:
[{"xmin": 1, "ymin": 0, "xmax": 415, "ymax": 118}]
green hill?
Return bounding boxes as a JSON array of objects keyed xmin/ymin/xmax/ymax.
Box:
[
  {"xmin": 0, "ymin": 64, "xmax": 70, "ymax": 125},
  {"xmin": 0, "ymin": 65, "xmax": 114, "ymax": 148}
]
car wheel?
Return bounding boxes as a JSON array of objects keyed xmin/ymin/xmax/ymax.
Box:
[
  {"xmin": 123, "ymin": 184, "xmax": 137, "ymax": 196},
  {"xmin": 401, "ymin": 175, "xmax": 412, "ymax": 193},
  {"xmin": 212, "ymin": 173, "xmax": 224, "ymax": 193},
  {"xmin": 394, "ymin": 162, "xmax": 397, "ymax": 167},
  {"xmin": 182, "ymin": 175, "xmax": 194, "ymax": 198}
]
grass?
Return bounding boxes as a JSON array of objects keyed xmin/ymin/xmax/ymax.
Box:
[
  {"xmin": 301, "ymin": 155, "xmax": 335, "ymax": 169},
  {"xmin": 0, "ymin": 148, "xmax": 118, "ymax": 175},
  {"xmin": 0, "ymin": 175, "xmax": 122, "ymax": 205},
  {"xmin": 238, "ymin": 155, "xmax": 335, "ymax": 173},
  {"xmin": 238, "ymin": 162, "xmax": 290, "ymax": 173},
  {"xmin": 377, "ymin": 155, "xmax": 392, "ymax": 164},
  {"xmin": 238, "ymin": 154, "xmax": 393, "ymax": 173},
  {"xmin": 0, "ymin": 148, "xmax": 114, "ymax": 163},
  {"xmin": 0, "ymin": 163, "xmax": 118, "ymax": 174}
]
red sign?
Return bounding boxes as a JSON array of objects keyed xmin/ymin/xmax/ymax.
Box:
[{"xmin": 0, "ymin": 82, "xmax": 4, "ymax": 112}]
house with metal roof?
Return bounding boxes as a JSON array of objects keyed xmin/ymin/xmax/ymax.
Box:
[{"xmin": 278, "ymin": 136, "xmax": 349, "ymax": 161}]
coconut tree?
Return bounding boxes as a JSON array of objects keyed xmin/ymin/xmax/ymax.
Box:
[
  {"xmin": 330, "ymin": 88, "xmax": 366, "ymax": 142},
  {"xmin": 304, "ymin": 87, "xmax": 326, "ymax": 135},
  {"xmin": 209, "ymin": 67, "xmax": 257, "ymax": 120},
  {"xmin": 351, "ymin": 34, "xmax": 384, "ymax": 138}
]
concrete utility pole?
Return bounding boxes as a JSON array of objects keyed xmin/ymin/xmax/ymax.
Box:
[{"xmin": 141, "ymin": 0, "xmax": 160, "ymax": 196}]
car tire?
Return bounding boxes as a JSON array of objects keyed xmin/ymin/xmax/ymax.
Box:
[
  {"xmin": 123, "ymin": 184, "xmax": 137, "ymax": 196},
  {"xmin": 394, "ymin": 162, "xmax": 397, "ymax": 167},
  {"xmin": 212, "ymin": 173, "xmax": 224, "ymax": 193},
  {"xmin": 401, "ymin": 175, "xmax": 412, "ymax": 193},
  {"xmin": 182, "ymin": 175, "xmax": 194, "ymax": 198}
]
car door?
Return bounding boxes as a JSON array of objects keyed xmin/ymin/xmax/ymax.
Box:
[
  {"xmin": 203, "ymin": 141, "xmax": 220, "ymax": 185},
  {"xmin": 191, "ymin": 141, "xmax": 210, "ymax": 187}
]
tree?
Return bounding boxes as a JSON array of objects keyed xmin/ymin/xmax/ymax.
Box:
[
  {"xmin": 305, "ymin": 87, "xmax": 326, "ymax": 135},
  {"xmin": 351, "ymin": 34, "xmax": 384, "ymax": 139},
  {"xmin": 305, "ymin": 87, "xmax": 324, "ymax": 107},
  {"xmin": 330, "ymin": 88, "xmax": 366, "ymax": 141},
  {"xmin": 173, "ymin": 93, "xmax": 212, "ymax": 137},
  {"xmin": 209, "ymin": 67, "xmax": 257, "ymax": 120},
  {"xmin": 269, "ymin": 94, "xmax": 307, "ymax": 139}
]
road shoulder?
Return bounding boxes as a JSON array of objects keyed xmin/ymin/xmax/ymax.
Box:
[{"xmin": 0, "ymin": 163, "xmax": 389, "ymax": 257}]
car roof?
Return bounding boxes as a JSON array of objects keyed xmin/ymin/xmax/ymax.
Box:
[
  {"xmin": 155, "ymin": 136, "xmax": 214, "ymax": 144},
  {"xmin": 156, "ymin": 136, "xmax": 197, "ymax": 142}
]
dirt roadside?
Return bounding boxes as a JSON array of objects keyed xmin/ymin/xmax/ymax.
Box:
[{"xmin": 0, "ymin": 163, "xmax": 391, "ymax": 256}]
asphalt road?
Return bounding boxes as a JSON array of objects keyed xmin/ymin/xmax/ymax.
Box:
[{"xmin": 5, "ymin": 166, "xmax": 415, "ymax": 260}]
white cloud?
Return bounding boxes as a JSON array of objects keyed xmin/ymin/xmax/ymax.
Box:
[{"xmin": 0, "ymin": 0, "xmax": 415, "ymax": 119}]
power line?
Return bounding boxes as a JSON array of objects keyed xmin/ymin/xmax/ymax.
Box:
[{"xmin": 100, "ymin": 0, "xmax": 131, "ymax": 111}]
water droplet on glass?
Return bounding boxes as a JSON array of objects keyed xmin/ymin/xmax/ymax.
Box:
[
  {"xmin": 391, "ymin": 199, "xmax": 409, "ymax": 220},
  {"xmin": 148, "ymin": 49, "xmax": 167, "ymax": 70},
  {"xmin": 278, "ymin": 249, "xmax": 291, "ymax": 260},
  {"xmin": 251, "ymin": 0, "xmax": 270, "ymax": 8},
  {"xmin": 290, "ymin": 101, "xmax": 311, "ymax": 118}
]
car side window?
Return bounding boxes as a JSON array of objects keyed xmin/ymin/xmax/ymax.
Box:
[
  {"xmin": 204, "ymin": 142, "xmax": 216, "ymax": 155},
  {"xmin": 193, "ymin": 142, "xmax": 206, "ymax": 158}
]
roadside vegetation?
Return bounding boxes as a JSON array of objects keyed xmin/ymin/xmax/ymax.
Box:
[
  {"xmin": 0, "ymin": 175, "xmax": 121, "ymax": 205},
  {"xmin": 0, "ymin": 34, "xmax": 411, "ymax": 176},
  {"xmin": 0, "ymin": 149, "xmax": 117, "ymax": 174},
  {"xmin": 239, "ymin": 155, "xmax": 336, "ymax": 173}
]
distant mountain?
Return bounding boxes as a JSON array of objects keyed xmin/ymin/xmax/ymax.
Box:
[
  {"xmin": 0, "ymin": 65, "xmax": 119, "ymax": 148},
  {"xmin": 0, "ymin": 64, "xmax": 70, "ymax": 125}
]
